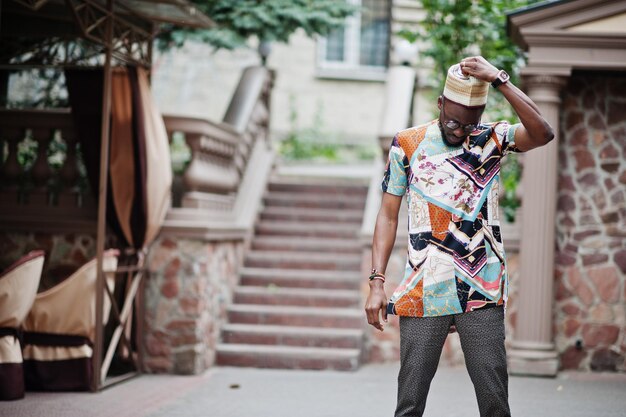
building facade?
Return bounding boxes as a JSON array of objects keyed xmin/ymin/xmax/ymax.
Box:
[{"xmin": 152, "ymin": 0, "xmax": 429, "ymax": 149}]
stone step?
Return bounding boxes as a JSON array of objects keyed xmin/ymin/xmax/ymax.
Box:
[
  {"xmin": 256, "ymin": 221, "xmax": 360, "ymax": 238},
  {"xmin": 216, "ymin": 343, "xmax": 361, "ymax": 371},
  {"xmin": 233, "ymin": 285, "xmax": 360, "ymax": 307},
  {"xmin": 260, "ymin": 206, "xmax": 363, "ymax": 223},
  {"xmin": 244, "ymin": 250, "xmax": 361, "ymax": 270},
  {"xmin": 221, "ymin": 324, "xmax": 364, "ymax": 349},
  {"xmin": 268, "ymin": 181, "xmax": 368, "ymax": 196},
  {"xmin": 239, "ymin": 267, "xmax": 361, "ymax": 290},
  {"xmin": 251, "ymin": 236, "xmax": 361, "ymax": 254},
  {"xmin": 263, "ymin": 192, "xmax": 366, "ymax": 210},
  {"xmin": 227, "ymin": 304, "xmax": 364, "ymax": 329}
]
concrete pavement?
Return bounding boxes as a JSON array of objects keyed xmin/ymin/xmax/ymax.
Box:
[{"xmin": 3, "ymin": 363, "xmax": 626, "ymax": 417}]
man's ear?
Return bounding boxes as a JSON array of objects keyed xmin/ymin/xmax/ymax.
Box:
[
  {"xmin": 477, "ymin": 105, "xmax": 486, "ymax": 121},
  {"xmin": 437, "ymin": 96, "xmax": 442, "ymax": 110}
]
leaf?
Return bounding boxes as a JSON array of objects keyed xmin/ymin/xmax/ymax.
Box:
[{"xmin": 157, "ymin": 0, "xmax": 358, "ymax": 51}]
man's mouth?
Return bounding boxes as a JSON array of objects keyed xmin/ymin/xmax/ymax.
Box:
[
  {"xmin": 444, "ymin": 134, "xmax": 466, "ymax": 146},
  {"xmin": 438, "ymin": 121, "xmax": 466, "ymax": 147}
]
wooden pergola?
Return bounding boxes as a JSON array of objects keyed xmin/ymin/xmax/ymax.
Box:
[{"xmin": 0, "ymin": 0, "xmax": 213, "ymax": 390}]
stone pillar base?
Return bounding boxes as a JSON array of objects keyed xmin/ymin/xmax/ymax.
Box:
[
  {"xmin": 143, "ymin": 235, "xmax": 244, "ymax": 374},
  {"xmin": 508, "ymin": 342, "xmax": 559, "ymax": 377}
]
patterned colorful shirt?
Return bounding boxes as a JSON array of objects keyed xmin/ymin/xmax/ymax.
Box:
[{"xmin": 382, "ymin": 119, "xmax": 521, "ymax": 317}]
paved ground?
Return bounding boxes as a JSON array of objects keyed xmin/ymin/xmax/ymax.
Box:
[{"xmin": 3, "ymin": 363, "xmax": 626, "ymax": 417}]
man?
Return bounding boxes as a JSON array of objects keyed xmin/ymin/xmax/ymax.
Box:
[{"xmin": 364, "ymin": 56, "xmax": 554, "ymax": 417}]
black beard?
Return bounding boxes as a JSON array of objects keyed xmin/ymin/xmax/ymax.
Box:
[{"xmin": 438, "ymin": 121, "xmax": 465, "ymax": 147}]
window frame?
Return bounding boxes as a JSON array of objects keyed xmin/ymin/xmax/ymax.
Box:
[{"xmin": 316, "ymin": 0, "xmax": 391, "ymax": 82}]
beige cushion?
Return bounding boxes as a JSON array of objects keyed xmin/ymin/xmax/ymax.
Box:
[
  {"xmin": 23, "ymin": 250, "xmax": 118, "ymax": 343},
  {"xmin": 0, "ymin": 251, "xmax": 44, "ymax": 363}
]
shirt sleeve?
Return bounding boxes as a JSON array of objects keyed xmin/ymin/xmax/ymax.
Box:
[
  {"xmin": 493, "ymin": 122, "xmax": 522, "ymax": 156},
  {"xmin": 381, "ymin": 135, "xmax": 408, "ymax": 196}
]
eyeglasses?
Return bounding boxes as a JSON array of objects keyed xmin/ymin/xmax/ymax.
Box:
[
  {"xmin": 441, "ymin": 98, "xmax": 480, "ymax": 134},
  {"xmin": 443, "ymin": 120, "xmax": 478, "ymax": 134}
]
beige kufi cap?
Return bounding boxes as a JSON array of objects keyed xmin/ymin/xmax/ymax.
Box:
[{"xmin": 443, "ymin": 63, "xmax": 489, "ymax": 107}]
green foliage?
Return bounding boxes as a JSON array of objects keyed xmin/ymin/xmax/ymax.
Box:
[
  {"xmin": 500, "ymin": 153, "xmax": 521, "ymax": 222},
  {"xmin": 5, "ymin": 131, "xmax": 90, "ymax": 200},
  {"xmin": 398, "ymin": 0, "xmax": 542, "ymax": 123},
  {"xmin": 278, "ymin": 95, "xmax": 378, "ymax": 163},
  {"xmin": 5, "ymin": 69, "xmax": 68, "ymax": 109},
  {"xmin": 280, "ymin": 134, "xmax": 339, "ymax": 161},
  {"xmin": 399, "ymin": 0, "xmax": 537, "ymax": 95},
  {"xmin": 279, "ymin": 95, "xmax": 338, "ymax": 161},
  {"xmin": 170, "ymin": 133, "xmax": 191, "ymax": 175},
  {"xmin": 157, "ymin": 0, "xmax": 358, "ymax": 51}
]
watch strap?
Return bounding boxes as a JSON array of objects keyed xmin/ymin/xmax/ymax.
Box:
[{"xmin": 491, "ymin": 70, "xmax": 508, "ymax": 88}]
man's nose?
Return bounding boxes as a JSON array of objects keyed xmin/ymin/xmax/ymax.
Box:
[{"xmin": 453, "ymin": 128, "xmax": 466, "ymax": 137}]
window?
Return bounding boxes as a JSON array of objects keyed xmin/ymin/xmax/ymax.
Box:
[{"xmin": 317, "ymin": 0, "xmax": 391, "ymax": 81}]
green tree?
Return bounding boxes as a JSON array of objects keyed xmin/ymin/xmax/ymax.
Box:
[
  {"xmin": 398, "ymin": 0, "xmax": 538, "ymax": 103},
  {"xmin": 157, "ymin": 0, "xmax": 357, "ymax": 53}
]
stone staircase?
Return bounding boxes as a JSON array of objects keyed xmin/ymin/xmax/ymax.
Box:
[{"xmin": 216, "ymin": 177, "xmax": 369, "ymax": 371}]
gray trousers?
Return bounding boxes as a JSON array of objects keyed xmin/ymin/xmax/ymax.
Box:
[{"xmin": 395, "ymin": 306, "xmax": 510, "ymax": 417}]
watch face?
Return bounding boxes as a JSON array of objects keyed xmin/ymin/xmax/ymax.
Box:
[{"xmin": 500, "ymin": 70, "xmax": 510, "ymax": 82}]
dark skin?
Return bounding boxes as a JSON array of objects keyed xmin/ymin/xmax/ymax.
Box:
[
  {"xmin": 365, "ymin": 56, "xmax": 555, "ymax": 332},
  {"xmin": 438, "ymin": 96, "xmax": 484, "ymax": 147}
]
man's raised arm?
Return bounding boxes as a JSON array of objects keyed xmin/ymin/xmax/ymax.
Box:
[{"xmin": 459, "ymin": 55, "xmax": 555, "ymax": 152}]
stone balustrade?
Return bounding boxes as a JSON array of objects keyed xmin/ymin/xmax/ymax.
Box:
[
  {"xmin": 164, "ymin": 116, "xmax": 239, "ymax": 192},
  {"xmin": 162, "ymin": 66, "xmax": 273, "ymax": 213}
]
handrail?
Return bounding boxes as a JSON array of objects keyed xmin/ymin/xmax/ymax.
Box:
[
  {"xmin": 0, "ymin": 108, "xmax": 74, "ymax": 128},
  {"xmin": 163, "ymin": 115, "xmax": 239, "ymax": 143},
  {"xmin": 360, "ymin": 65, "xmax": 417, "ymax": 243},
  {"xmin": 162, "ymin": 66, "xmax": 274, "ymax": 201},
  {"xmin": 223, "ymin": 66, "xmax": 272, "ymax": 133},
  {"xmin": 377, "ymin": 66, "xmax": 417, "ymax": 155}
]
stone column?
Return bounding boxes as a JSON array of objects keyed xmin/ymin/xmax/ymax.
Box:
[{"xmin": 508, "ymin": 74, "xmax": 567, "ymax": 376}]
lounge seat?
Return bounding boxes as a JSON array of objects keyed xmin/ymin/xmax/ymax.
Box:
[
  {"xmin": 0, "ymin": 251, "xmax": 44, "ymax": 400},
  {"xmin": 22, "ymin": 250, "xmax": 118, "ymax": 391}
]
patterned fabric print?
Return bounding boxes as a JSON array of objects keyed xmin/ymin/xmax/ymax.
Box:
[
  {"xmin": 395, "ymin": 307, "xmax": 511, "ymax": 417},
  {"xmin": 382, "ymin": 120, "xmax": 520, "ymax": 317}
]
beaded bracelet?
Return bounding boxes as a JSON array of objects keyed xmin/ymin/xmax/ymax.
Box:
[{"xmin": 368, "ymin": 273, "xmax": 386, "ymax": 283}]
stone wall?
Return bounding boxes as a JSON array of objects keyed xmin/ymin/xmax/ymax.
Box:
[
  {"xmin": 143, "ymin": 235, "xmax": 244, "ymax": 374},
  {"xmin": 0, "ymin": 231, "xmax": 112, "ymax": 290},
  {"xmin": 554, "ymin": 72, "xmax": 626, "ymax": 372}
]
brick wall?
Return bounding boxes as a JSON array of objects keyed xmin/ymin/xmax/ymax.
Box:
[{"xmin": 554, "ymin": 72, "xmax": 626, "ymax": 372}]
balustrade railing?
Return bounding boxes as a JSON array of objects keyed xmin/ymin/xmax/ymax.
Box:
[
  {"xmin": 162, "ymin": 66, "xmax": 273, "ymax": 213},
  {"xmin": 0, "ymin": 109, "xmax": 82, "ymax": 202},
  {"xmin": 0, "ymin": 109, "xmax": 96, "ymax": 233}
]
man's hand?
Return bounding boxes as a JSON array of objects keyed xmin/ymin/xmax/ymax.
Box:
[
  {"xmin": 459, "ymin": 55, "xmax": 555, "ymax": 152},
  {"xmin": 459, "ymin": 56, "xmax": 499, "ymax": 83},
  {"xmin": 365, "ymin": 280, "xmax": 388, "ymax": 331}
]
